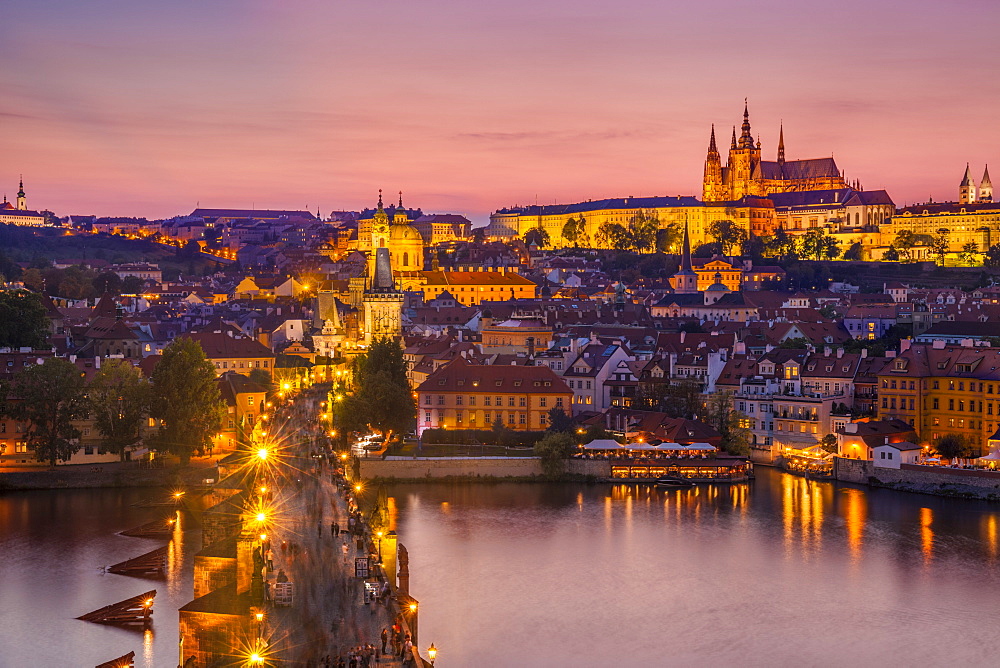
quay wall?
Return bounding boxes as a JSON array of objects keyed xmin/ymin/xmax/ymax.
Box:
[
  {"xmin": 834, "ymin": 457, "xmax": 1000, "ymax": 500},
  {"xmin": 360, "ymin": 457, "xmax": 611, "ymax": 480},
  {"xmin": 0, "ymin": 465, "xmax": 179, "ymax": 491}
]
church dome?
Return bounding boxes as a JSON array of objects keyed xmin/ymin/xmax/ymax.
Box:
[{"xmin": 389, "ymin": 223, "xmax": 424, "ymax": 243}]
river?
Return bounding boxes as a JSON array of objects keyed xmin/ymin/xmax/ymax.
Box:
[{"xmin": 2, "ymin": 470, "xmax": 1000, "ymax": 667}]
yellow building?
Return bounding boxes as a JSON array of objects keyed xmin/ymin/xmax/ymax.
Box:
[
  {"xmin": 363, "ymin": 191, "xmax": 425, "ymax": 276},
  {"xmin": 877, "ymin": 342, "xmax": 1000, "ymax": 455},
  {"xmin": 882, "ymin": 203, "xmax": 999, "ymax": 255},
  {"xmin": 399, "ymin": 270, "xmax": 537, "ymax": 306}
]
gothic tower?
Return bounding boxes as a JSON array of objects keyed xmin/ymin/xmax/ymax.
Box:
[
  {"xmin": 362, "ymin": 247, "xmax": 404, "ymax": 343},
  {"xmin": 16, "ymin": 177, "xmax": 26, "ymax": 211},
  {"xmin": 979, "ymin": 165, "xmax": 993, "ymax": 203},
  {"xmin": 669, "ymin": 219, "xmax": 699, "ymax": 294},
  {"xmin": 726, "ymin": 103, "xmax": 762, "ymax": 199},
  {"xmin": 702, "ymin": 125, "xmax": 724, "ymax": 202},
  {"xmin": 959, "ymin": 164, "xmax": 977, "ymax": 204},
  {"xmin": 368, "ymin": 190, "xmax": 391, "ymax": 279},
  {"xmin": 777, "ymin": 123, "xmax": 785, "ymax": 166}
]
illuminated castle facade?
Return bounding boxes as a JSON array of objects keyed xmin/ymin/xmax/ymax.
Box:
[{"xmin": 702, "ymin": 104, "xmax": 847, "ymax": 202}]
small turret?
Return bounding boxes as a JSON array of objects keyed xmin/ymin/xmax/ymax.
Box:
[
  {"xmin": 959, "ymin": 164, "xmax": 977, "ymax": 204},
  {"xmin": 777, "ymin": 123, "xmax": 785, "ymax": 165}
]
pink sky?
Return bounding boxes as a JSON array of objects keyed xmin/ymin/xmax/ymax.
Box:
[{"xmin": 2, "ymin": 0, "xmax": 998, "ymax": 224}]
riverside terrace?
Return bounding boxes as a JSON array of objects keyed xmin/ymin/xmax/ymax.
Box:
[{"xmin": 575, "ymin": 440, "xmax": 752, "ymax": 482}]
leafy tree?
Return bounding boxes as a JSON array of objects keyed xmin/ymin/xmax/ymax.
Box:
[
  {"xmin": 93, "ymin": 272, "xmax": 123, "ymax": 295},
  {"xmin": 656, "ymin": 223, "xmax": 682, "ymax": 253},
  {"xmin": 882, "ymin": 246, "xmax": 901, "ymax": 262},
  {"xmin": 934, "ymin": 433, "xmax": 972, "ymax": 460},
  {"xmin": 533, "ymin": 431, "xmax": 575, "ymax": 477},
  {"xmin": 800, "ymin": 228, "xmax": 840, "ymax": 260},
  {"xmin": 708, "ymin": 219, "xmax": 748, "ymax": 256},
  {"xmin": 705, "ymin": 391, "xmax": 751, "ymax": 456},
  {"xmin": 741, "ymin": 233, "xmax": 767, "ymax": 261},
  {"xmin": 595, "ymin": 222, "xmax": 629, "ymax": 250},
  {"xmin": 843, "ymin": 242, "xmax": 863, "ymax": 261},
  {"xmin": 820, "ymin": 433, "xmax": 839, "ymax": 454},
  {"xmin": 248, "ymin": 368, "xmax": 276, "ymax": 396},
  {"xmin": 88, "ymin": 359, "xmax": 150, "ymax": 461},
  {"xmin": 20, "ymin": 267, "xmax": 44, "ymax": 292},
  {"xmin": 547, "ymin": 407, "xmax": 575, "ymax": 433},
  {"xmin": 984, "ymin": 243, "xmax": 1000, "ymax": 268},
  {"xmin": 960, "ymin": 241, "xmax": 979, "ymax": 266},
  {"xmin": 625, "ymin": 209, "xmax": 659, "ymax": 253},
  {"xmin": 930, "ymin": 229, "xmax": 950, "ymax": 266},
  {"xmin": 778, "ymin": 337, "xmax": 810, "ymax": 349},
  {"xmin": 763, "ymin": 228, "xmax": 798, "ymax": 261},
  {"xmin": 561, "ymin": 217, "xmax": 583, "ymax": 247},
  {"xmin": 893, "ymin": 230, "xmax": 917, "ymax": 262},
  {"xmin": 1, "ymin": 358, "xmax": 89, "ymax": 466},
  {"xmin": 471, "ymin": 227, "xmax": 487, "ymax": 244},
  {"xmin": 523, "ymin": 227, "xmax": 550, "ymax": 248},
  {"xmin": 0, "ymin": 289, "xmax": 50, "ymax": 348},
  {"xmin": 661, "ymin": 378, "xmax": 704, "ymax": 419},
  {"xmin": 122, "ymin": 275, "xmax": 146, "ymax": 294},
  {"xmin": 336, "ymin": 336, "xmax": 415, "ymax": 443},
  {"xmin": 148, "ymin": 337, "xmax": 225, "ymax": 464}
]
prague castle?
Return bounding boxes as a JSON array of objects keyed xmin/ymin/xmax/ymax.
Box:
[{"xmin": 702, "ymin": 104, "xmax": 847, "ymax": 201}]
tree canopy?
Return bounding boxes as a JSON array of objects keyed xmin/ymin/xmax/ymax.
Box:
[
  {"xmin": 1, "ymin": 357, "xmax": 89, "ymax": 466},
  {"xmin": 336, "ymin": 336, "xmax": 415, "ymax": 442},
  {"xmin": 0, "ymin": 290, "xmax": 49, "ymax": 349},
  {"xmin": 88, "ymin": 359, "xmax": 150, "ymax": 460},
  {"xmin": 707, "ymin": 219, "xmax": 748, "ymax": 256},
  {"xmin": 148, "ymin": 337, "xmax": 225, "ymax": 464}
]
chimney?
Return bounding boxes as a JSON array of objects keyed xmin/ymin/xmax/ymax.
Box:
[
  {"xmin": 961, "ymin": 338, "xmax": 974, "ymax": 348},
  {"xmin": 824, "ymin": 346, "xmax": 832, "ymax": 357},
  {"xmin": 836, "ymin": 348, "xmax": 844, "ymax": 359},
  {"xmin": 899, "ymin": 338, "xmax": 911, "ymax": 353},
  {"xmin": 860, "ymin": 348, "xmax": 868, "ymax": 358},
  {"xmin": 527, "ymin": 336, "xmax": 535, "ymax": 358},
  {"xmin": 932, "ymin": 339, "xmax": 946, "ymax": 349},
  {"xmin": 680, "ymin": 330, "xmax": 686, "ymax": 344},
  {"xmin": 844, "ymin": 422, "xmax": 858, "ymax": 433},
  {"xmin": 886, "ymin": 350, "xmax": 896, "ymax": 358}
]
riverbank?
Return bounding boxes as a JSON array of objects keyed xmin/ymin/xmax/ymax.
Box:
[
  {"xmin": 834, "ymin": 457, "xmax": 1000, "ymax": 501},
  {"xmin": 0, "ymin": 462, "xmax": 217, "ymax": 491}
]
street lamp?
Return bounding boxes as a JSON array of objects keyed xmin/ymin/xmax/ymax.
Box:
[
  {"xmin": 376, "ymin": 530, "xmax": 384, "ymax": 562},
  {"xmin": 427, "ymin": 643, "xmax": 437, "ymax": 666}
]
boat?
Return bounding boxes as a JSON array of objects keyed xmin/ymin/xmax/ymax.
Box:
[{"xmin": 655, "ymin": 476, "xmax": 696, "ymax": 488}]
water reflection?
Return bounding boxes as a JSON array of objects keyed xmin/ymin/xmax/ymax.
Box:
[{"xmin": 387, "ymin": 469, "xmax": 1000, "ymax": 667}]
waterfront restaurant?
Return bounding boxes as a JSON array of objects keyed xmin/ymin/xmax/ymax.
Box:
[{"xmin": 578, "ymin": 440, "xmax": 751, "ymax": 482}]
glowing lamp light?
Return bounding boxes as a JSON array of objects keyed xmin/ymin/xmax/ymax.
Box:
[
  {"xmin": 428, "ymin": 644, "xmax": 437, "ymax": 661},
  {"xmin": 144, "ymin": 599, "xmax": 153, "ymax": 607},
  {"xmin": 354, "ymin": 484, "xmax": 362, "ymax": 493},
  {"xmin": 173, "ymin": 491, "xmax": 184, "ymax": 498},
  {"xmin": 256, "ymin": 512, "xmax": 267, "ymax": 523},
  {"xmin": 255, "ymin": 612, "xmax": 264, "ymax": 622},
  {"xmin": 408, "ymin": 602, "xmax": 417, "ymax": 613},
  {"xmin": 259, "ymin": 533, "xmax": 268, "ymax": 542},
  {"xmin": 257, "ymin": 448, "xmax": 269, "ymax": 461},
  {"xmin": 250, "ymin": 653, "xmax": 263, "ymax": 665},
  {"xmin": 259, "ymin": 486, "xmax": 267, "ymax": 494}
]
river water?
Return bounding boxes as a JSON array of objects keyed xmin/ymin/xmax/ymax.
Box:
[
  {"xmin": 388, "ymin": 469, "xmax": 1000, "ymax": 668},
  {"xmin": 2, "ymin": 470, "xmax": 1000, "ymax": 667}
]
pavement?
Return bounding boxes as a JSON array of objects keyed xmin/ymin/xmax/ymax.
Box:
[{"xmin": 264, "ymin": 396, "xmax": 408, "ymax": 667}]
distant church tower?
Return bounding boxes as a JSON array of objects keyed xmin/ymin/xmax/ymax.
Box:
[
  {"xmin": 362, "ymin": 247, "xmax": 404, "ymax": 343},
  {"xmin": 368, "ymin": 190, "xmax": 391, "ymax": 278},
  {"xmin": 727, "ymin": 103, "xmax": 762, "ymax": 200},
  {"xmin": 979, "ymin": 165, "xmax": 993, "ymax": 203},
  {"xmin": 959, "ymin": 164, "xmax": 977, "ymax": 204},
  {"xmin": 669, "ymin": 220, "xmax": 699, "ymax": 294},
  {"xmin": 16, "ymin": 177, "xmax": 26, "ymax": 210}
]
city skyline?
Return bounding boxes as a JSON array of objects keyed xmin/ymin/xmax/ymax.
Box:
[{"xmin": 3, "ymin": 0, "xmax": 999, "ymax": 221}]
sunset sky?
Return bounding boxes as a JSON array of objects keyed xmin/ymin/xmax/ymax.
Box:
[{"xmin": 2, "ymin": 0, "xmax": 998, "ymax": 223}]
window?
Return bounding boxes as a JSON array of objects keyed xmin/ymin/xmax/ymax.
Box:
[
  {"xmin": 456, "ymin": 396, "xmax": 463, "ymax": 406},
  {"xmin": 519, "ymin": 397, "xmax": 526, "ymax": 407},
  {"xmin": 425, "ymin": 411, "xmax": 431, "ymax": 423},
  {"xmin": 508, "ymin": 413, "xmax": 515, "ymax": 425},
  {"xmin": 438, "ymin": 395, "xmax": 445, "ymax": 406},
  {"xmin": 484, "ymin": 412, "xmax": 491, "ymax": 423},
  {"xmin": 949, "ymin": 399, "xmax": 955, "ymax": 411},
  {"xmin": 540, "ymin": 397, "xmax": 547, "ymax": 408},
  {"xmin": 519, "ymin": 413, "xmax": 526, "ymax": 425},
  {"xmin": 508, "ymin": 397, "xmax": 515, "ymax": 407},
  {"xmin": 456, "ymin": 411, "xmax": 463, "ymax": 423},
  {"xmin": 484, "ymin": 396, "xmax": 491, "ymax": 406},
  {"xmin": 933, "ymin": 398, "xmax": 939, "ymax": 410},
  {"xmin": 495, "ymin": 396, "xmax": 502, "ymax": 406},
  {"xmin": 556, "ymin": 397, "xmax": 564, "ymax": 408},
  {"xmin": 469, "ymin": 396, "xmax": 476, "ymax": 406}
]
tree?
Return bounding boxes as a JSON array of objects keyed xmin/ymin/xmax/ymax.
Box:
[
  {"xmin": 88, "ymin": 359, "xmax": 150, "ymax": 461},
  {"xmin": 595, "ymin": 222, "xmax": 629, "ymax": 250},
  {"xmin": 893, "ymin": 230, "xmax": 917, "ymax": 262},
  {"xmin": 705, "ymin": 391, "xmax": 751, "ymax": 456},
  {"xmin": 625, "ymin": 209, "xmax": 659, "ymax": 253},
  {"xmin": 148, "ymin": 337, "xmax": 225, "ymax": 464},
  {"xmin": 820, "ymin": 433, "xmax": 839, "ymax": 454},
  {"xmin": 533, "ymin": 431, "xmax": 575, "ymax": 477},
  {"xmin": 547, "ymin": 407, "xmax": 575, "ymax": 433},
  {"xmin": 882, "ymin": 246, "xmax": 901, "ymax": 262},
  {"xmin": 985, "ymin": 243, "xmax": 1000, "ymax": 268},
  {"xmin": 20, "ymin": 267, "xmax": 44, "ymax": 292},
  {"xmin": 661, "ymin": 378, "xmax": 704, "ymax": 419},
  {"xmin": 561, "ymin": 217, "xmax": 582, "ymax": 247},
  {"xmin": 656, "ymin": 223, "xmax": 683, "ymax": 253},
  {"xmin": 934, "ymin": 433, "xmax": 972, "ymax": 461},
  {"xmin": 800, "ymin": 228, "xmax": 840, "ymax": 260},
  {"xmin": 248, "ymin": 368, "xmax": 276, "ymax": 397},
  {"xmin": 930, "ymin": 229, "xmax": 950, "ymax": 266},
  {"xmin": 708, "ymin": 219, "xmax": 748, "ymax": 256},
  {"xmin": 0, "ymin": 289, "xmax": 50, "ymax": 349},
  {"xmin": 471, "ymin": 227, "xmax": 487, "ymax": 244},
  {"xmin": 523, "ymin": 227, "xmax": 550, "ymax": 248},
  {"xmin": 337, "ymin": 336, "xmax": 415, "ymax": 443},
  {"xmin": 763, "ymin": 228, "xmax": 798, "ymax": 261},
  {"xmin": 843, "ymin": 242, "xmax": 863, "ymax": 261},
  {"xmin": 93, "ymin": 272, "xmax": 123, "ymax": 295},
  {"xmin": 960, "ymin": 241, "xmax": 979, "ymax": 266},
  {"xmin": 0, "ymin": 358, "xmax": 89, "ymax": 466}
]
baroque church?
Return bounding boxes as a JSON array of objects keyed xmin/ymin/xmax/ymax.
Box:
[{"xmin": 702, "ymin": 104, "xmax": 847, "ymax": 202}]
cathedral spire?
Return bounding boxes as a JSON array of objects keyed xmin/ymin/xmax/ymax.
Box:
[
  {"xmin": 708, "ymin": 125, "xmax": 718, "ymax": 154},
  {"xmin": 777, "ymin": 123, "xmax": 785, "ymax": 165},
  {"xmin": 739, "ymin": 100, "xmax": 753, "ymax": 149},
  {"xmin": 731, "ymin": 126, "xmax": 737, "ymax": 150},
  {"xmin": 960, "ymin": 164, "xmax": 977, "ymax": 204},
  {"xmin": 680, "ymin": 218, "xmax": 693, "ymax": 272}
]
